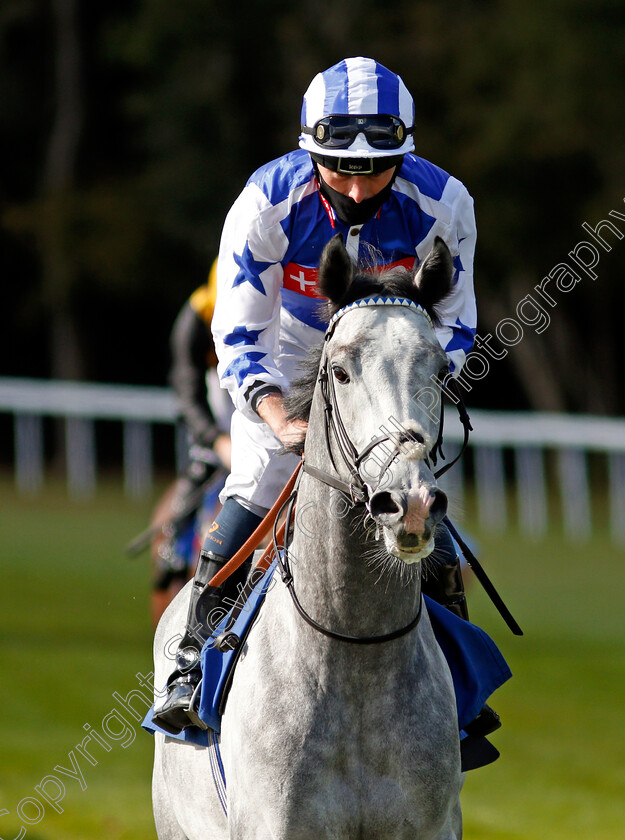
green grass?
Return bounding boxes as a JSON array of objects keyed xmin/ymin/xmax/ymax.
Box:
[
  {"xmin": 461, "ymin": 524, "xmax": 625, "ymax": 840},
  {"xmin": 1, "ymin": 476, "xmax": 624, "ymax": 839},
  {"xmin": 0, "ymin": 476, "xmax": 159, "ymax": 840}
]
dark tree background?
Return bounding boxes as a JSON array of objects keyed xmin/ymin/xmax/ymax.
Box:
[{"xmin": 2, "ymin": 0, "xmax": 624, "ymax": 414}]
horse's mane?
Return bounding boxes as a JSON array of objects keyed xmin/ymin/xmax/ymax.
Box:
[{"xmin": 284, "ymin": 264, "xmax": 446, "ymax": 454}]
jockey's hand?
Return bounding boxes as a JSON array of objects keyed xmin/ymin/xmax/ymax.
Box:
[
  {"xmin": 256, "ymin": 392, "xmax": 308, "ymax": 448},
  {"xmin": 213, "ymin": 433, "xmax": 232, "ymax": 470}
]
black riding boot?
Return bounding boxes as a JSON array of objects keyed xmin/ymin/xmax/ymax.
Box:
[
  {"xmin": 422, "ymin": 548, "xmax": 470, "ymax": 620},
  {"xmin": 152, "ymin": 549, "xmax": 244, "ymax": 734},
  {"xmin": 425, "ymin": 524, "xmax": 502, "ymax": 770}
]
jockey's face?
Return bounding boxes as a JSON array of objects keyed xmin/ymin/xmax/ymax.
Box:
[{"xmin": 317, "ymin": 164, "xmax": 396, "ymax": 203}]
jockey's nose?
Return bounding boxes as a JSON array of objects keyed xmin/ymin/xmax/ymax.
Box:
[{"xmin": 347, "ymin": 177, "xmax": 377, "ymax": 202}]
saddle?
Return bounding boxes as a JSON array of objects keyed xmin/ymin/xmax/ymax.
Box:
[{"xmin": 144, "ymin": 555, "xmax": 510, "ymax": 773}]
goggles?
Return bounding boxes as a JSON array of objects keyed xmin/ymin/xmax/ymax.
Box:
[{"xmin": 301, "ymin": 114, "xmax": 414, "ymax": 151}]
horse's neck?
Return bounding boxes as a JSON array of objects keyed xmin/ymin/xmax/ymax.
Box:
[{"xmin": 288, "ymin": 466, "xmax": 422, "ymax": 643}]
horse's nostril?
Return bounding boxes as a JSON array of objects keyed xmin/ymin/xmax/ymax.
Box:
[
  {"xmin": 429, "ymin": 489, "xmax": 448, "ymax": 524},
  {"xmin": 369, "ymin": 491, "xmax": 404, "ymax": 519}
]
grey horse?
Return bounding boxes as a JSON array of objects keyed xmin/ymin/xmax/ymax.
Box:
[{"xmin": 152, "ymin": 235, "xmax": 464, "ymax": 839}]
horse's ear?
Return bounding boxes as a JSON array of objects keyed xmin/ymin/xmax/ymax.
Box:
[
  {"xmin": 317, "ymin": 233, "xmax": 353, "ymax": 304},
  {"xmin": 413, "ymin": 237, "xmax": 453, "ymax": 310}
]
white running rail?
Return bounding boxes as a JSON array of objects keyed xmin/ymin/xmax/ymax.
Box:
[{"xmin": 1, "ymin": 377, "xmax": 624, "ymax": 543}]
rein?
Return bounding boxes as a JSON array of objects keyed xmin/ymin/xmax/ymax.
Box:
[
  {"xmin": 207, "ymin": 465, "xmax": 301, "ymax": 588},
  {"xmin": 208, "ymin": 462, "xmax": 424, "ymax": 648},
  {"xmin": 210, "ymin": 295, "xmax": 514, "ymax": 647}
]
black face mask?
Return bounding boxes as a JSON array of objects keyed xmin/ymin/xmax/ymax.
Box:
[{"xmin": 315, "ymin": 165, "xmax": 398, "ymax": 227}]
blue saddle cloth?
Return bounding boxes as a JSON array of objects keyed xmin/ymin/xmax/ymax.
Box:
[{"xmin": 143, "ymin": 561, "xmax": 511, "ymax": 745}]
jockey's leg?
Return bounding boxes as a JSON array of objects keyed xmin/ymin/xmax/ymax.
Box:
[
  {"xmin": 424, "ymin": 522, "xmax": 502, "ymax": 767},
  {"xmin": 422, "ymin": 522, "xmax": 469, "ymax": 619},
  {"xmin": 152, "ymin": 499, "xmax": 262, "ymax": 734}
]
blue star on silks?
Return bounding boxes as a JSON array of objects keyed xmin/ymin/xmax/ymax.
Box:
[
  {"xmin": 445, "ymin": 318, "xmax": 476, "ymax": 355},
  {"xmin": 222, "ymin": 352, "xmax": 269, "ymax": 387},
  {"xmin": 232, "ymin": 243, "xmax": 272, "ymax": 296},
  {"xmin": 223, "ymin": 325, "xmax": 264, "ymax": 347},
  {"xmin": 452, "ymin": 253, "xmax": 464, "ymax": 285}
]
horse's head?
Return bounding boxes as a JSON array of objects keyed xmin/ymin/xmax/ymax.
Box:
[{"xmin": 313, "ymin": 233, "xmax": 453, "ymax": 563}]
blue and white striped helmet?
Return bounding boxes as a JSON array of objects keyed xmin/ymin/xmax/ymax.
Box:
[{"xmin": 299, "ymin": 57, "xmax": 415, "ymax": 159}]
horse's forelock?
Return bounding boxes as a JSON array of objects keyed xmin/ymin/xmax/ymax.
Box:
[{"xmin": 321, "ymin": 266, "xmax": 446, "ymax": 326}]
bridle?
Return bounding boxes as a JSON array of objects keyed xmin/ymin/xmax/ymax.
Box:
[{"xmin": 274, "ymin": 296, "xmax": 472, "ymax": 645}]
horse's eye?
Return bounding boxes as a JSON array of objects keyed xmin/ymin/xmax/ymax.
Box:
[{"xmin": 332, "ymin": 365, "xmax": 350, "ymax": 384}]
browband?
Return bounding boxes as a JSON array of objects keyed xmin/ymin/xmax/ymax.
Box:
[{"xmin": 326, "ymin": 296, "xmax": 433, "ymax": 339}]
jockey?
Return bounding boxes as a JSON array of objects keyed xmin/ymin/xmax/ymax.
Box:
[{"xmin": 154, "ymin": 57, "xmax": 497, "ymax": 747}]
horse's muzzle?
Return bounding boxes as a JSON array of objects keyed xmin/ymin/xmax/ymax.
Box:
[{"xmin": 369, "ymin": 486, "xmax": 448, "ymax": 558}]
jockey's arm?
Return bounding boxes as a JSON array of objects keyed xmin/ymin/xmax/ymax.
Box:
[
  {"xmin": 255, "ymin": 391, "xmax": 308, "ymax": 448},
  {"xmin": 433, "ymin": 181, "xmax": 478, "ymax": 375}
]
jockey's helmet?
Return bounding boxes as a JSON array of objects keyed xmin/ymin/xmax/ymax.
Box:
[{"xmin": 299, "ymin": 57, "xmax": 415, "ymax": 174}]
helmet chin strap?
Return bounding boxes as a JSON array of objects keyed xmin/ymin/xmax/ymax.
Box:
[
  {"xmin": 313, "ymin": 162, "xmax": 399, "ymax": 226},
  {"xmin": 310, "ymin": 151, "xmax": 405, "ymax": 175}
]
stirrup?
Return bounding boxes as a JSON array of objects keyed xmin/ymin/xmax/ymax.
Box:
[
  {"xmin": 153, "ymin": 673, "xmax": 206, "ymax": 734},
  {"xmin": 460, "ymin": 735, "xmax": 500, "ymax": 772}
]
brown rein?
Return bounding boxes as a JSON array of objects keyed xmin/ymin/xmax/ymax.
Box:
[{"xmin": 207, "ymin": 462, "xmax": 302, "ymax": 588}]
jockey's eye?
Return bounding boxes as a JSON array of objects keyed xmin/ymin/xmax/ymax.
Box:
[{"xmin": 332, "ymin": 365, "xmax": 350, "ymax": 384}]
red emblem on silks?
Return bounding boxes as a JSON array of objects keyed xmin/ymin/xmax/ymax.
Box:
[
  {"xmin": 282, "ymin": 257, "xmax": 418, "ymax": 300},
  {"xmin": 384, "ymin": 256, "xmax": 419, "ymax": 273},
  {"xmin": 283, "ymin": 263, "xmax": 321, "ymax": 298}
]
